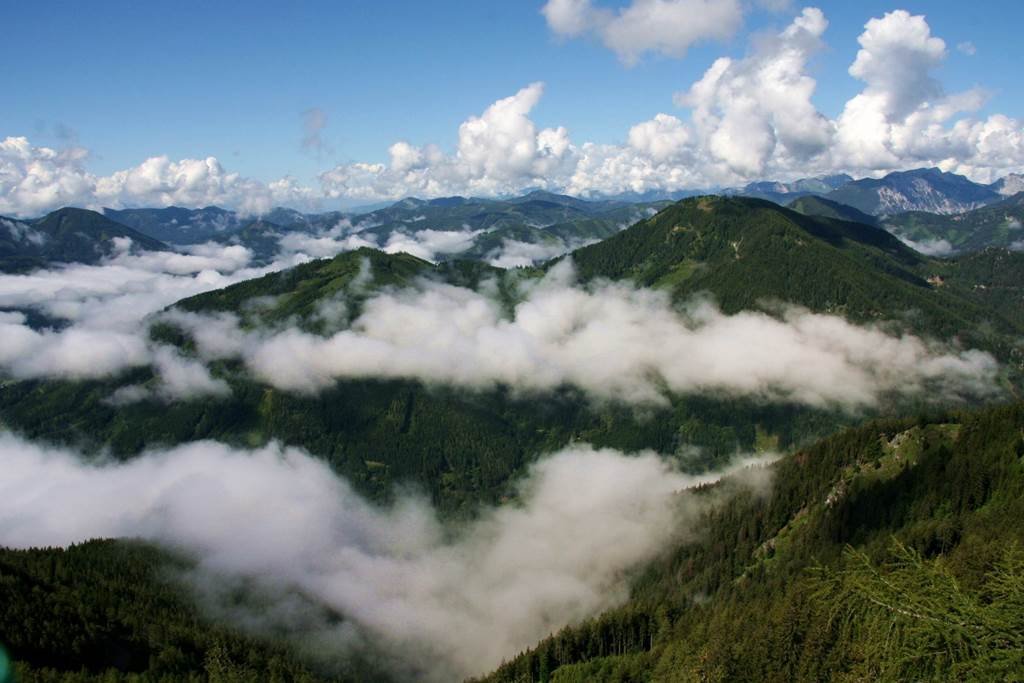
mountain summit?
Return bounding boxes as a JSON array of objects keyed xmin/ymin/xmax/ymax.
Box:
[{"xmin": 826, "ymin": 168, "xmax": 1000, "ymax": 216}]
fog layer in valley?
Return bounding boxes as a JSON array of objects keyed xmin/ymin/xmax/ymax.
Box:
[
  {"xmin": 0, "ymin": 240, "xmax": 998, "ymax": 409},
  {"xmin": 0, "ymin": 432, "xmax": 771, "ymax": 680},
  {"xmin": 167, "ymin": 261, "xmax": 997, "ymax": 409}
]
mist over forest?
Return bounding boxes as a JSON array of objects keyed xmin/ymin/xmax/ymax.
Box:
[{"xmin": 4, "ymin": 2, "xmax": 1024, "ymax": 682}]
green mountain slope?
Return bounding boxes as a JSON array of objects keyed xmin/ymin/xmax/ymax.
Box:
[
  {"xmin": 170, "ymin": 247, "xmax": 496, "ymax": 326},
  {"xmin": 566, "ymin": 196, "xmax": 1022, "ymax": 356},
  {"xmin": 4, "ymin": 401, "xmax": 1021, "ymax": 682},
  {"xmin": 0, "ymin": 245, "xmax": 852, "ymax": 514},
  {"xmin": 882, "ymin": 192, "xmax": 1024, "ymax": 254},
  {"xmin": 787, "ymin": 195, "xmax": 880, "ymax": 227},
  {"xmin": 0, "ymin": 208, "xmax": 169, "ymax": 272},
  {"xmin": 0, "ymin": 540, "xmax": 379, "ymax": 682},
  {"xmin": 479, "ymin": 400, "xmax": 1024, "ymax": 682},
  {"xmin": 3, "ymin": 199, "xmax": 1021, "ymax": 519},
  {"xmin": 4, "ymin": 198, "xmax": 1024, "ymax": 681},
  {"xmin": 929, "ymin": 247, "xmax": 1024, "ymax": 330}
]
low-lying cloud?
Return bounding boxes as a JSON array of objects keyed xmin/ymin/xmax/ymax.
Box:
[
  {"xmin": 276, "ymin": 217, "xmax": 484, "ymax": 264},
  {"xmin": 0, "ymin": 310, "xmax": 150, "ymax": 379},
  {"xmin": 0, "ymin": 432, "xmax": 767, "ymax": 680},
  {"xmin": 0, "ymin": 241, "xmax": 302, "ymax": 395},
  {"xmin": 277, "ymin": 219, "xmax": 579, "ymax": 268},
  {"xmin": 486, "ymin": 236, "xmax": 599, "ymax": 269},
  {"xmin": 165, "ymin": 261, "xmax": 997, "ymax": 409},
  {"xmin": 894, "ymin": 233, "xmax": 956, "ymax": 257},
  {"xmin": 0, "ymin": 239, "xmax": 1000, "ymax": 411}
]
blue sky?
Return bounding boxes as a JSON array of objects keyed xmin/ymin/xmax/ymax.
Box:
[
  {"xmin": 2, "ymin": 1, "xmax": 1023, "ymax": 213},
  {"xmin": 3, "ymin": 1, "xmax": 1019, "ymax": 182}
]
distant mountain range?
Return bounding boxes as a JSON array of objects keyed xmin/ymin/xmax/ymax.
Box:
[
  {"xmin": 824, "ymin": 167, "xmax": 1002, "ymax": 216},
  {"xmin": 98, "ymin": 190, "xmax": 669, "ymax": 266},
  {"xmin": 676, "ymin": 168, "xmax": 1012, "ymax": 217},
  {"xmin": 3, "ymin": 168, "xmax": 1024, "ymax": 273},
  {"xmin": 0, "ymin": 207, "xmax": 168, "ymax": 272},
  {"xmin": 880, "ymin": 192, "xmax": 1024, "ymax": 255},
  {"xmin": 991, "ymin": 173, "xmax": 1024, "ymax": 196},
  {"xmin": 724, "ymin": 173, "xmax": 854, "ymax": 204}
]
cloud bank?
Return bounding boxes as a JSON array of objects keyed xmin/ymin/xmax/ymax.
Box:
[
  {"xmin": 3, "ymin": 8, "xmax": 1022, "ymax": 216},
  {"xmin": 0, "ymin": 236, "xmax": 999, "ymax": 411},
  {"xmin": 0, "ymin": 240, "xmax": 306, "ymax": 396},
  {"xmin": 163, "ymin": 262, "xmax": 998, "ymax": 409},
  {"xmin": 0, "ymin": 432, "xmax": 766, "ymax": 680}
]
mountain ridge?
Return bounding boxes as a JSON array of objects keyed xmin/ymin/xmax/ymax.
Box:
[{"xmin": 1, "ymin": 207, "xmax": 169, "ymax": 272}]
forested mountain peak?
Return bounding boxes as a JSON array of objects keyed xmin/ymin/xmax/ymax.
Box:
[
  {"xmin": 0, "ymin": 207, "xmax": 170, "ymax": 272},
  {"xmin": 565, "ymin": 195, "xmax": 1024, "ymax": 359}
]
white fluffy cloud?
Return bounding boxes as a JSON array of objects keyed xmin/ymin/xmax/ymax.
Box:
[
  {"xmin": 541, "ymin": 0, "xmax": 743, "ymax": 65},
  {"xmin": 0, "ymin": 137, "xmax": 95, "ymax": 217},
  {"xmin": 4, "ymin": 8, "xmax": 1024, "ymax": 214},
  {"xmin": 0, "ymin": 432, "xmax": 770, "ymax": 680},
  {"xmin": 830, "ymin": 10, "xmax": 1024, "ymax": 180},
  {"xmin": 0, "ymin": 311, "xmax": 150, "ymax": 379},
  {"xmin": 0, "ymin": 241, "xmax": 305, "ymax": 396},
  {"xmin": 276, "ymin": 215, "xmax": 484, "ymax": 264},
  {"xmin": 0, "ymin": 137, "xmax": 313, "ymax": 218},
  {"xmin": 164, "ymin": 262, "xmax": 998, "ymax": 409},
  {"xmin": 320, "ymin": 83, "xmax": 575, "ymax": 201},
  {"xmin": 95, "ymin": 156, "xmax": 276, "ymax": 215},
  {"xmin": 316, "ymin": 7, "xmax": 1024, "ymax": 201},
  {"xmin": 485, "ymin": 237, "xmax": 595, "ymax": 268},
  {"xmin": 627, "ymin": 113, "xmax": 692, "ymax": 164},
  {"xmin": 893, "ymin": 234, "xmax": 955, "ymax": 257},
  {"xmin": 673, "ymin": 7, "xmax": 832, "ymax": 176}
]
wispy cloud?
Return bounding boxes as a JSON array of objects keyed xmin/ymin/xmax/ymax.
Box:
[{"xmin": 301, "ymin": 107, "xmax": 331, "ymax": 158}]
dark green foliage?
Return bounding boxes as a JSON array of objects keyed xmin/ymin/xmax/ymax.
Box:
[
  {"xmin": 0, "ymin": 540, "xmax": 376, "ymax": 682},
  {"xmin": 937, "ymin": 246, "xmax": 1024, "ymax": 329},
  {"xmin": 173, "ymin": 247, "xmax": 437, "ymax": 328},
  {"xmin": 566, "ymin": 196, "xmax": 1023, "ymax": 359},
  {"xmin": 813, "ymin": 541, "xmax": 1024, "ymax": 680},
  {"xmin": 0, "ymin": 369, "xmax": 842, "ymax": 515},
  {"xmin": 478, "ymin": 401, "xmax": 1024, "ymax": 682}
]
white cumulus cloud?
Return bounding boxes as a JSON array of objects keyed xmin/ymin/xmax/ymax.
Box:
[
  {"xmin": 0, "ymin": 137, "xmax": 315, "ymax": 218},
  {"xmin": 4, "ymin": 8, "xmax": 1024, "ymax": 212},
  {"xmin": 541, "ymin": 0, "xmax": 743, "ymax": 65}
]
